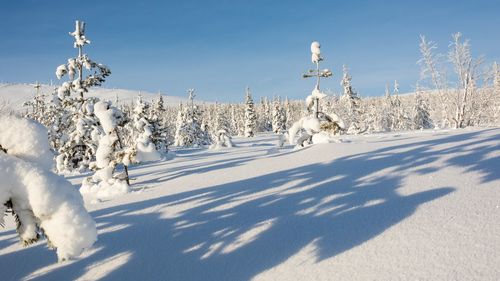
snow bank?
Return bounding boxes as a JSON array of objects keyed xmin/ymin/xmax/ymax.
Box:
[{"xmin": 0, "ymin": 115, "xmax": 97, "ymax": 261}]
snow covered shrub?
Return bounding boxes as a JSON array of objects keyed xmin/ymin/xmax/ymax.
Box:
[{"xmin": 0, "ymin": 115, "xmax": 97, "ymax": 261}]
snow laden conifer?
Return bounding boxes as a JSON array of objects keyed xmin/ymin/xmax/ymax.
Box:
[
  {"xmin": 174, "ymin": 89, "xmax": 211, "ymax": 147},
  {"xmin": 149, "ymin": 93, "xmax": 170, "ymax": 154},
  {"xmin": 244, "ymin": 87, "xmax": 257, "ymax": 137},
  {"xmin": 210, "ymin": 104, "xmax": 234, "ymax": 149},
  {"xmin": 339, "ymin": 64, "xmax": 365, "ymax": 134},
  {"xmin": 380, "ymin": 84, "xmax": 394, "ymax": 131},
  {"xmin": 289, "ymin": 41, "xmax": 344, "ymax": 146},
  {"xmin": 22, "ymin": 82, "xmax": 47, "ymax": 125},
  {"xmin": 391, "ymin": 80, "xmax": 412, "ymax": 130},
  {"xmin": 131, "ymin": 95, "xmax": 161, "ymax": 162},
  {"xmin": 80, "ymin": 100, "xmax": 134, "ymax": 199},
  {"xmin": 412, "ymin": 86, "xmax": 433, "ymax": 130},
  {"xmin": 0, "ymin": 115, "xmax": 97, "ymax": 261},
  {"xmin": 258, "ymin": 97, "xmax": 272, "ymax": 132},
  {"xmin": 54, "ymin": 21, "xmax": 111, "ymax": 172},
  {"xmin": 272, "ymin": 96, "xmax": 286, "ymax": 133}
]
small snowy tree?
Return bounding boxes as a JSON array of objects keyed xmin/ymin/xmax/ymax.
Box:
[
  {"xmin": 81, "ymin": 101, "xmax": 135, "ymax": 199},
  {"xmin": 289, "ymin": 41, "xmax": 343, "ymax": 146},
  {"xmin": 131, "ymin": 95, "xmax": 161, "ymax": 162},
  {"xmin": 391, "ymin": 80, "xmax": 412, "ymax": 131},
  {"xmin": 272, "ymin": 96, "xmax": 286, "ymax": 133},
  {"xmin": 339, "ymin": 65, "xmax": 364, "ymax": 134},
  {"xmin": 54, "ymin": 20, "xmax": 111, "ymax": 172},
  {"xmin": 412, "ymin": 90, "xmax": 433, "ymax": 130},
  {"xmin": 174, "ymin": 89, "xmax": 211, "ymax": 147},
  {"xmin": 0, "ymin": 115, "xmax": 97, "ymax": 261},
  {"xmin": 149, "ymin": 93, "xmax": 170, "ymax": 154},
  {"xmin": 244, "ymin": 87, "xmax": 257, "ymax": 137}
]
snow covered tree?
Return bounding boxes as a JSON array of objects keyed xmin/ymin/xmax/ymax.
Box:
[
  {"xmin": 303, "ymin": 41, "xmax": 332, "ymax": 117},
  {"xmin": 289, "ymin": 41, "xmax": 344, "ymax": 146},
  {"xmin": 22, "ymin": 82, "xmax": 47, "ymax": 125},
  {"xmin": 149, "ymin": 93, "xmax": 170, "ymax": 154},
  {"xmin": 0, "ymin": 115, "xmax": 97, "ymax": 261},
  {"xmin": 272, "ymin": 96, "xmax": 286, "ymax": 133},
  {"xmin": 418, "ymin": 33, "xmax": 483, "ymax": 128},
  {"xmin": 244, "ymin": 87, "xmax": 257, "ymax": 137},
  {"xmin": 412, "ymin": 90, "xmax": 433, "ymax": 129},
  {"xmin": 54, "ymin": 20, "xmax": 111, "ymax": 172},
  {"xmin": 339, "ymin": 65, "xmax": 364, "ymax": 134},
  {"xmin": 283, "ymin": 97, "xmax": 292, "ymax": 129},
  {"xmin": 391, "ymin": 80, "xmax": 412, "ymax": 131},
  {"xmin": 81, "ymin": 101, "xmax": 134, "ymax": 198},
  {"xmin": 258, "ymin": 96, "xmax": 272, "ymax": 132},
  {"xmin": 174, "ymin": 89, "xmax": 211, "ymax": 147},
  {"xmin": 131, "ymin": 95, "xmax": 161, "ymax": 162}
]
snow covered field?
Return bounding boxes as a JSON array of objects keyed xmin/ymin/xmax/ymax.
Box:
[{"xmin": 1, "ymin": 128, "xmax": 499, "ymax": 280}]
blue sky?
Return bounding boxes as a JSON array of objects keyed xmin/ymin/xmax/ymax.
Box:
[{"xmin": 1, "ymin": 0, "xmax": 499, "ymax": 102}]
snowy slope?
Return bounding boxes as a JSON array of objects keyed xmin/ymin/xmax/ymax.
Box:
[
  {"xmin": 1, "ymin": 128, "xmax": 500, "ymax": 280},
  {"xmin": 0, "ymin": 83, "xmax": 201, "ymax": 110}
]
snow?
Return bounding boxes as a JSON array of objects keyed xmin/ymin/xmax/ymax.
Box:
[
  {"xmin": 81, "ymin": 101, "xmax": 130, "ymax": 200},
  {"xmin": 0, "ymin": 115, "xmax": 54, "ymax": 168},
  {"xmin": 311, "ymin": 41, "xmax": 321, "ymax": 63},
  {"xmin": 1, "ymin": 128, "xmax": 500, "ymax": 280},
  {"xmin": 0, "ymin": 83, "xmax": 203, "ymax": 110},
  {"xmin": 0, "ymin": 115, "xmax": 96, "ymax": 262}
]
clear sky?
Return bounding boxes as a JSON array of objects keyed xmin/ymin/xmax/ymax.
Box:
[{"xmin": 1, "ymin": 0, "xmax": 499, "ymax": 102}]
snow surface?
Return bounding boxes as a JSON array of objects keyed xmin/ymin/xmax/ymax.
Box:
[{"xmin": 1, "ymin": 128, "xmax": 500, "ymax": 280}]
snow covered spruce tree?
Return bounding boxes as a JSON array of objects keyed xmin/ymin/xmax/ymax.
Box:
[
  {"xmin": 54, "ymin": 21, "xmax": 111, "ymax": 172},
  {"xmin": 174, "ymin": 89, "xmax": 211, "ymax": 147},
  {"xmin": 272, "ymin": 96, "xmax": 286, "ymax": 133},
  {"xmin": 22, "ymin": 82, "xmax": 47, "ymax": 125},
  {"xmin": 339, "ymin": 64, "xmax": 365, "ymax": 134},
  {"xmin": 412, "ymin": 88, "xmax": 433, "ymax": 130},
  {"xmin": 80, "ymin": 101, "xmax": 135, "ymax": 198},
  {"xmin": 390, "ymin": 80, "xmax": 412, "ymax": 131},
  {"xmin": 257, "ymin": 96, "xmax": 272, "ymax": 132},
  {"xmin": 131, "ymin": 94, "xmax": 161, "ymax": 162},
  {"xmin": 0, "ymin": 115, "xmax": 97, "ymax": 261},
  {"xmin": 210, "ymin": 102, "xmax": 234, "ymax": 149},
  {"xmin": 289, "ymin": 41, "xmax": 344, "ymax": 146},
  {"xmin": 244, "ymin": 87, "xmax": 257, "ymax": 137},
  {"xmin": 149, "ymin": 93, "xmax": 170, "ymax": 154}
]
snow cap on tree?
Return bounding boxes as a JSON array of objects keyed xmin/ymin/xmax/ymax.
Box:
[
  {"xmin": 69, "ymin": 20, "xmax": 90, "ymax": 48},
  {"xmin": 311, "ymin": 41, "xmax": 322, "ymax": 63}
]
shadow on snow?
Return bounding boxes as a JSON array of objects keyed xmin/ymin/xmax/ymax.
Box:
[{"xmin": 1, "ymin": 129, "xmax": 499, "ymax": 281}]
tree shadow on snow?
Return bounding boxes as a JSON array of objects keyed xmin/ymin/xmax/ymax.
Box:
[{"xmin": 1, "ymin": 129, "xmax": 499, "ymax": 281}]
